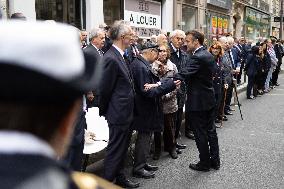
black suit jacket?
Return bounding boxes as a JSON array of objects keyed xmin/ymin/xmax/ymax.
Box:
[
  {"xmin": 131, "ymin": 56, "xmax": 176, "ymax": 132},
  {"xmin": 99, "ymin": 46, "xmax": 135, "ymax": 128},
  {"xmin": 83, "ymin": 44, "xmax": 102, "ymax": 107},
  {"xmin": 176, "ymin": 47, "xmax": 216, "ymax": 111}
]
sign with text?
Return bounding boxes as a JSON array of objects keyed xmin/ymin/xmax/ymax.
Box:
[{"xmin": 124, "ymin": 0, "xmax": 161, "ymax": 37}]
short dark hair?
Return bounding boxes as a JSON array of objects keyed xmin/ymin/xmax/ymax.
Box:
[
  {"xmin": 10, "ymin": 13, "xmax": 26, "ymax": 20},
  {"xmin": 0, "ymin": 102, "xmax": 75, "ymax": 142},
  {"xmin": 185, "ymin": 30, "xmax": 204, "ymax": 45}
]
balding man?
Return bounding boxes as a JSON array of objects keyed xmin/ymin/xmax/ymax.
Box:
[{"xmin": 157, "ymin": 33, "xmax": 168, "ymax": 46}]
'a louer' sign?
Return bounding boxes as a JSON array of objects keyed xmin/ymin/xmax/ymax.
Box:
[
  {"xmin": 124, "ymin": 0, "xmax": 161, "ymax": 37},
  {"xmin": 125, "ymin": 10, "xmax": 161, "ymax": 28}
]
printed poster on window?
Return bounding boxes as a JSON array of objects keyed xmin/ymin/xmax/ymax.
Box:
[
  {"xmin": 212, "ymin": 16, "xmax": 217, "ymax": 34},
  {"xmin": 223, "ymin": 18, "xmax": 228, "ymax": 34},
  {"xmin": 218, "ymin": 17, "xmax": 223, "ymax": 35}
]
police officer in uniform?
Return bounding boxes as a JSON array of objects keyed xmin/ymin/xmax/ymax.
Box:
[{"xmin": 0, "ymin": 21, "xmax": 119, "ymax": 189}]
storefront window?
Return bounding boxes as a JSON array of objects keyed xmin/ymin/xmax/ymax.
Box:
[
  {"xmin": 35, "ymin": 0, "xmax": 86, "ymax": 29},
  {"xmin": 181, "ymin": 5, "xmax": 196, "ymax": 32},
  {"xmin": 245, "ymin": 7, "xmax": 270, "ymax": 41},
  {"xmin": 104, "ymin": 0, "xmax": 122, "ymax": 26}
]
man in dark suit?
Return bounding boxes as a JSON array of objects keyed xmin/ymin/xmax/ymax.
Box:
[
  {"xmin": 130, "ymin": 46, "xmax": 179, "ymax": 179},
  {"xmin": 83, "ymin": 28, "xmax": 105, "ymax": 108},
  {"xmin": 168, "ymin": 30, "xmax": 189, "ymax": 151},
  {"xmin": 176, "ymin": 30, "xmax": 220, "ymax": 171},
  {"xmin": 271, "ymin": 39, "xmax": 284, "ymax": 86},
  {"xmin": 0, "ymin": 21, "xmax": 118, "ymax": 189},
  {"xmin": 98, "ymin": 20, "xmax": 139, "ymax": 188}
]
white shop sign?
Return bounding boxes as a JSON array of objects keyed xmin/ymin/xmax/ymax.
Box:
[{"xmin": 125, "ymin": 10, "xmax": 161, "ymax": 29}]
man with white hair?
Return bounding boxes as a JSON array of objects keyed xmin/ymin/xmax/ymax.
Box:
[
  {"xmin": 217, "ymin": 36, "xmax": 234, "ymax": 122},
  {"xmin": 168, "ymin": 30, "xmax": 188, "ymax": 150},
  {"xmin": 157, "ymin": 33, "xmax": 168, "ymax": 45},
  {"xmin": 99, "ymin": 20, "xmax": 139, "ymax": 188},
  {"xmin": 83, "ymin": 28, "xmax": 105, "ymax": 108},
  {"xmin": 223, "ymin": 36, "xmax": 241, "ymax": 115}
]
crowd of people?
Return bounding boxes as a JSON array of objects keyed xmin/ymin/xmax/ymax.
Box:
[
  {"xmin": 0, "ymin": 14, "xmax": 283, "ymax": 189},
  {"xmin": 76, "ymin": 20, "xmax": 284, "ymax": 188}
]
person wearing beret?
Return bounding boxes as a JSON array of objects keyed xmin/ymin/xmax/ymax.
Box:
[
  {"xmin": 175, "ymin": 30, "xmax": 220, "ymax": 172},
  {"xmin": 98, "ymin": 20, "xmax": 139, "ymax": 188},
  {"xmin": 130, "ymin": 45, "xmax": 179, "ymax": 179},
  {"xmin": 0, "ymin": 21, "xmax": 118, "ymax": 189}
]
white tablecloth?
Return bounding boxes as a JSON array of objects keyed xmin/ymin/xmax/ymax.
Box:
[{"xmin": 83, "ymin": 107, "xmax": 109, "ymax": 155}]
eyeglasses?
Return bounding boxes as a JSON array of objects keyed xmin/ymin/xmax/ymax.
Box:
[{"xmin": 158, "ymin": 49, "xmax": 167, "ymax": 52}]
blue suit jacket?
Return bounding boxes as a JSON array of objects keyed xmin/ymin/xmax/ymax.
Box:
[{"xmin": 99, "ymin": 46, "xmax": 135, "ymax": 128}]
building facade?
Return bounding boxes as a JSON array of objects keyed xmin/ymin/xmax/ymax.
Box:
[
  {"xmin": 4, "ymin": 0, "xmax": 174, "ymax": 38},
  {"xmin": 270, "ymin": 0, "xmax": 281, "ymax": 38},
  {"xmin": 233, "ymin": 0, "xmax": 271, "ymax": 41},
  {"xmin": 205, "ymin": 0, "xmax": 233, "ymax": 40}
]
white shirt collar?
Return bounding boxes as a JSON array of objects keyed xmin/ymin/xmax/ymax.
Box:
[
  {"xmin": 0, "ymin": 131, "xmax": 56, "ymax": 158},
  {"xmin": 112, "ymin": 44, "xmax": 125, "ymax": 58},
  {"xmin": 91, "ymin": 43, "xmax": 100, "ymax": 51},
  {"xmin": 170, "ymin": 43, "xmax": 178, "ymax": 52},
  {"xmin": 193, "ymin": 46, "xmax": 203, "ymax": 55}
]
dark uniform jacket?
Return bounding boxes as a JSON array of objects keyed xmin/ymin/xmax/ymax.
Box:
[
  {"xmin": 212, "ymin": 57, "xmax": 224, "ymax": 95},
  {"xmin": 131, "ymin": 56, "xmax": 176, "ymax": 132},
  {"xmin": 169, "ymin": 43, "xmax": 187, "ymax": 108},
  {"xmin": 176, "ymin": 46, "xmax": 216, "ymax": 111},
  {"xmin": 0, "ymin": 154, "xmax": 79, "ymax": 189},
  {"xmin": 99, "ymin": 46, "xmax": 135, "ymax": 129}
]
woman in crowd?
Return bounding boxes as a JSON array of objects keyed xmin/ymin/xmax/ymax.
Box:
[
  {"xmin": 245, "ymin": 46, "xmax": 260, "ymax": 99},
  {"xmin": 152, "ymin": 43, "xmax": 179, "ymax": 159},
  {"xmin": 208, "ymin": 42, "xmax": 225, "ymax": 128},
  {"xmin": 256, "ymin": 43, "xmax": 271, "ymax": 95}
]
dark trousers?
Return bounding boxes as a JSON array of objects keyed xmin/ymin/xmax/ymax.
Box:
[
  {"xmin": 271, "ymin": 62, "xmax": 282, "ymax": 85},
  {"xmin": 189, "ymin": 108, "xmax": 220, "ymax": 167},
  {"xmin": 133, "ymin": 132, "xmax": 151, "ymax": 171},
  {"xmin": 64, "ymin": 141, "xmax": 84, "ymax": 171},
  {"xmin": 154, "ymin": 132, "xmax": 162, "ymax": 154},
  {"xmin": 175, "ymin": 108, "xmax": 183, "ymax": 139},
  {"xmin": 163, "ymin": 112, "xmax": 177, "ymax": 152},
  {"xmin": 214, "ymin": 91, "xmax": 222, "ymax": 119},
  {"xmin": 63, "ymin": 111, "xmax": 86, "ymax": 171},
  {"xmin": 225, "ymin": 83, "xmax": 233, "ymax": 112},
  {"xmin": 185, "ymin": 102, "xmax": 194, "ymax": 134},
  {"xmin": 247, "ymin": 75, "xmax": 255, "ymax": 98},
  {"xmin": 104, "ymin": 125, "xmax": 132, "ymax": 181}
]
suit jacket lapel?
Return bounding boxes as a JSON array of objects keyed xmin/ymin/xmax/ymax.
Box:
[{"xmin": 111, "ymin": 46, "xmax": 135, "ymax": 92}]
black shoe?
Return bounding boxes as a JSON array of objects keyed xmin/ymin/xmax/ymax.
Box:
[
  {"xmin": 115, "ymin": 178, "xmax": 140, "ymax": 188},
  {"xmin": 215, "ymin": 119, "xmax": 221, "ymax": 123},
  {"xmin": 176, "ymin": 148, "xmax": 182, "ymax": 154},
  {"xmin": 144, "ymin": 164, "xmax": 158, "ymax": 171},
  {"xmin": 214, "ymin": 123, "xmax": 221, "ymax": 128},
  {"xmin": 176, "ymin": 143, "xmax": 187, "ymax": 149},
  {"xmin": 211, "ymin": 161, "xmax": 220, "ymax": 170},
  {"xmin": 189, "ymin": 162, "xmax": 210, "ymax": 172},
  {"xmin": 185, "ymin": 132, "xmax": 195, "ymax": 140},
  {"xmin": 225, "ymin": 111, "xmax": 233, "ymax": 115},
  {"xmin": 169, "ymin": 149, "xmax": 178, "ymax": 159},
  {"xmin": 247, "ymin": 96, "xmax": 255, "ymax": 99},
  {"xmin": 152, "ymin": 152, "xmax": 160, "ymax": 160},
  {"xmin": 133, "ymin": 169, "xmax": 155, "ymax": 179},
  {"xmin": 222, "ymin": 115, "xmax": 228, "ymax": 121},
  {"xmin": 229, "ymin": 107, "xmax": 235, "ymax": 111},
  {"xmin": 275, "ymin": 83, "xmax": 280, "ymax": 86}
]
